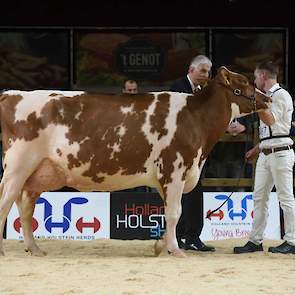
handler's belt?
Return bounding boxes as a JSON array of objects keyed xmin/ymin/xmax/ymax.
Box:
[{"xmin": 261, "ymin": 145, "xmax": 293, "ymax": 155}]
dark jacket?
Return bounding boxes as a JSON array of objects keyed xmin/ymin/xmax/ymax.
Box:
[{"xmin": 170, "ymin": 76, "xmax": 193, "ymax": 94}]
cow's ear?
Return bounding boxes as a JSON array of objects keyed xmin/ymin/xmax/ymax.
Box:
[{"xmin": 217, "ymin": 66, "xmax": 231, "ymax": 85}]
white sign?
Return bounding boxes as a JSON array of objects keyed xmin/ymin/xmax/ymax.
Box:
[
  {"xmin": 6, "ymin": 192, "xmax": 110, "ymax": 240},
  {"xmin": 200, "ymin": 192, "xmax": 281, "ymax": 241}
]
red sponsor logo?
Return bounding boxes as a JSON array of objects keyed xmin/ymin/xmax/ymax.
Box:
[
  {"xmin": 206, "ymin": 210, "xmax": 224, "ymax": 220},
  {"xmin": 13, "ymin": 217, "xmax": 39, "ymax": 233},
  {"xmin": 76, "ymin": 217, "xmax": 101, "ymax": 233}
]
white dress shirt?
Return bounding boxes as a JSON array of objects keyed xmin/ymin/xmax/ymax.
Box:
[{"xmin": 259, "ymin": 83, "xmax": 294, "ymax": 149}]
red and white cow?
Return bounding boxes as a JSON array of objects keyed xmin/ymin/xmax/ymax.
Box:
[{"xmin": 0, "ymin": 67, "xmax": 270, "ymax": 257}]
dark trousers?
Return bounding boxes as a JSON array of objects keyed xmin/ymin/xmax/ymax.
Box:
[{"xmin": 176, "ymin": 184, "xmax": 204, "ymax": 243}]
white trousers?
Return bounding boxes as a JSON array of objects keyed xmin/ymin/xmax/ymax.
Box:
[{"xmin": 249, "ymin": 148, "xmax": 295, "ymax": 245}]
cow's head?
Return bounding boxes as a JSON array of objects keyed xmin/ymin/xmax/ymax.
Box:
[{"xmin": 216, "ymin": 66, "xmax": 271, "ymax": 118}]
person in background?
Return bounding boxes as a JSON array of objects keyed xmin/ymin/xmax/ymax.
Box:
[
  {"xmin": 170, "ymin": 55, "xmax": 215, "ymax": 252},
  {"xmin": 122, "ymin": 79, "xmax": 138, "ymax": 94},
  {"xmin": 234, "ymin": 61, "xmax": 295, "ymax": 254}
]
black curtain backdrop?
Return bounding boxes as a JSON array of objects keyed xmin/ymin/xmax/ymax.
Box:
[
  {"xmin": 0, "ymin": 0, "xmax": 293, "ymax": 27},
  {"xmin": 1, "ymin": 0, "xmax": 294, "ymax": 93}
]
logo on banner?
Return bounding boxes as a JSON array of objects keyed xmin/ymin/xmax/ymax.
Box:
[
  {"xmin": 201, "ymin": 192, "xmax": 280, "ymax": 241},
  {"xmin": 14, "ymin": 217, "xmax": 39, "ymax": 233},
  {"xmin": 110, "ymin": 193, "xmax": 165, "ymax": 240},
  {"xmin": 206, "ymin": 194, "xmax": 253, "ymax": 221},
  {"xmin": 7, "ymin": 192, "xmax": 110, "ymax": 240},
  {"xmin": 116, "ymin": 38, "xmax": 165, "ymax": 79},
  {"xmin": 117, "ymin": 202, "xmax": 165, "ymax": 238},
  {"xmin": 35, "ymin": 197, "xmax": 100, "ymax": 233}
]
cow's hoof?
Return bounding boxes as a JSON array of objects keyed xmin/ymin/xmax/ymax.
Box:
[
  {"xmin": 168, "ymin": 249, "xmax": 187, "ymax": 258},
  {"xmin": 154, "ymin": 239, "xmax": 165, "ymax": 256},
  {"xmin": 25, "ymin": 247, "xmax": 47, "ymax": 257}
]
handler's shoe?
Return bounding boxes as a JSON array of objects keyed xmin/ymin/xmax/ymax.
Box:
[
  {"xmin": 233, "ymin": 241, "xmax": 263, "ymax": 254},
  {"xmin": 268, "ymin": 241, "xmax": 295, "ymax": 254},
  {"xmin": 184, "ymin": 238, "xmax": 215, "ymax": 252},
  {"xmin": 177, "ymin": 239, "xmax": 186, "ymax": 249}
]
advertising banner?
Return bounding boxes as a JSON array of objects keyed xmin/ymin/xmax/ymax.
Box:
[
  {"xmin": 200, "ymin": 192, "xmax": 281, "ymax": 241},
  {"xmin": 6, "ymin": 192, "xmax": 110, "ymax": 240},
  {"xmin": 110, "ymin": 192, "xmax": 165, "ymax": 240}
]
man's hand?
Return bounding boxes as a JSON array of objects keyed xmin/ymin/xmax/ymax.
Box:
[
  {"xmin": 245, "ymin": 145, "xmax": 260, "ymax": 163},
  {"xmin": 227, "ymin": 121, "xmax": 246, "ymax": 136}
]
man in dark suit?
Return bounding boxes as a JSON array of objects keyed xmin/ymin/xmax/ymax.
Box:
[{"xmin": 170, "ymin": 55, "xmax": 215, "ymax": 252}]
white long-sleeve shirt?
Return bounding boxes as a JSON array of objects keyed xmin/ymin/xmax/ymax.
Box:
[{"xmin": 259, "ymin": 83, "xmax": 294, "ymax": 149}]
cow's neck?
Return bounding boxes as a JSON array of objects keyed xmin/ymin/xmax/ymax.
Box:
[{"xmin": 188, "ymin": 82, "xmax": 232, "ymax": 158}]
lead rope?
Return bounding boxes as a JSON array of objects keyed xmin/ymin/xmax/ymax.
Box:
[
  {"xmin": 205, "ymin": 159, "xmax": 247, "ymax": 219},
  {"xmin": 206, "ymin": 115, "xmax": 255, "ymax": 219}
]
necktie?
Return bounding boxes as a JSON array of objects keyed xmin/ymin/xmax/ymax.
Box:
[{"xmin": 194, "ymin": 85, "xmax": 202, "ymax": 93}]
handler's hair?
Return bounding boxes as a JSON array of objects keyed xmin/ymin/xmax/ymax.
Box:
[
  {"xmin": 190, "ymin": 55, "xmax": 212, "ymax": 69},
  {"xmin": 256, "ymin": 61, "xmax": 279, "ymax": 79}
]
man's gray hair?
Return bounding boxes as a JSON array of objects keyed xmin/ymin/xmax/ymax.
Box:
[{"xmin": 190, "ymin": 55, "xmax": 212, "ymax": 68}]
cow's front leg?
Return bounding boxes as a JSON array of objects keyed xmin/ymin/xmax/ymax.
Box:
[
  {"xmin": 154, "ymin": 181, "xmax": 186, "ymax": 258},
  {"xmin": 164, "ymin": 182, "xmax": 186, "ymax": 258}
]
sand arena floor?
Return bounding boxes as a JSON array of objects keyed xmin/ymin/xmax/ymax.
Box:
[{"xmin": 0, "ymin": 238, "xmax": 294, "ymax": 295}]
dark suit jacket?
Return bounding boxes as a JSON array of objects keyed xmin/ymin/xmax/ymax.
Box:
[{"xmin": 170, "ymin": 76, "xmax": 193, "ymax": 94}]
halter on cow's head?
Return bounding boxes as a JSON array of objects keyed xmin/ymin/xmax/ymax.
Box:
[{"xmin": 216, "ymin": 66, "xmax": 271, "ymax": 118}]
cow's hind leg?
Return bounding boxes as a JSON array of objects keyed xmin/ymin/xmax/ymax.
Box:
[
  {"xmin": 0, "ymin": 154, "xmax": 42, "ymax": 256},
  {"xmin": 0, "ymin": 181, "xmax": 4, "ymax": 256},
  {"xmin": 15, "ymin": 191, "xmax": 46, "ymax": 256},
  {"xmin": 0, "ymin": 177, "xmax": 27, "ymax": 256},
  {"xmin": 154, "ymin": 181, "xmax": 186, "ymax": 258}
]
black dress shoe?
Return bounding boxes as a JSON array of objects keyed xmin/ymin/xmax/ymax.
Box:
[
  {"xmin": 185, "ymin": 241, "xmax": 215, "ymax": 252},
  {"xmin": 233, "ymin": 241, "xmax": 263, "ymax": 254},
  {"xmin": 177, "ymin": 239, "xmax": 186, "ymax": 249},
  {"xmin": 268, "ymin": 241, "xmax": 295, "ymax": 254}
]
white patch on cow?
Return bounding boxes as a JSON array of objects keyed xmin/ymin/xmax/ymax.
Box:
[
  {"xmin": 4, "ymin": 124, "xmax": 81, "ymax": 179},
  {"xmin": 156, "ymin": 157, "xmax": 164, "ymax": 180},
  {"xmin": 75, "ymin": 102, "xmax": 84, "ymax": 120},
  {"xmin": 60, "ymin": 107, "xmax": 65, "ymax": 120},
  {"xmin": 120, "ymin": 104, "xmax": 135, "ymax": 115},
  {"xmin": 164, "ymin": 152, "xmax": 186, "ymax": 194},
  {"xmin": 163, "ymin": 151, "xmax": 186, "ymax": 247},
  {"xmin": 108, "ymin": 142, "xmax": 121, "ymax": 159},
  {"xmin": 142, "ymin": 92, "xmax": 188, "ymax": 174},
  {"xmin": 4, "ymin": 90, "xmax": 85, "ymax": 122},
  {"xmin": 118, "ymin": 125, "xmax": 126, "ymax": 137},
  {"xmin": 67, "ymin": 161, "xmax": 92, "ymax": 188},
  {"xmin": 141, "ymin": 95, "xmax": 159, "ymax": 138},
  {"xmin": 102, "ymin": 124, "xmax": 126, "ymax": 141},
  {"xmin": 183, "ymin": 148, "xmax": 206, "ymax": 193},
  {"xmin": 142, "ymin": 92, "xmax": 187, "ymax": 148},
  {"xmin": 102, "ymin": 124, "xmax": 126, "ymax": 158},
  {"xmin": 230, "ymin": 102, "xmax": 241, "ymax": 120},
  {"xmin": 79, "ymin": 136, "xmax": 90, "ymax": 144},
  {"xmin": 75, "ymin": 111, "xmax": 82, "ymax": 120}
]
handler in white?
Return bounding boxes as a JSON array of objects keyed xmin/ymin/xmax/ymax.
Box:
[{"xmin": 234, "ymin": 61, "xmax": 295, "ymax": 254}]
